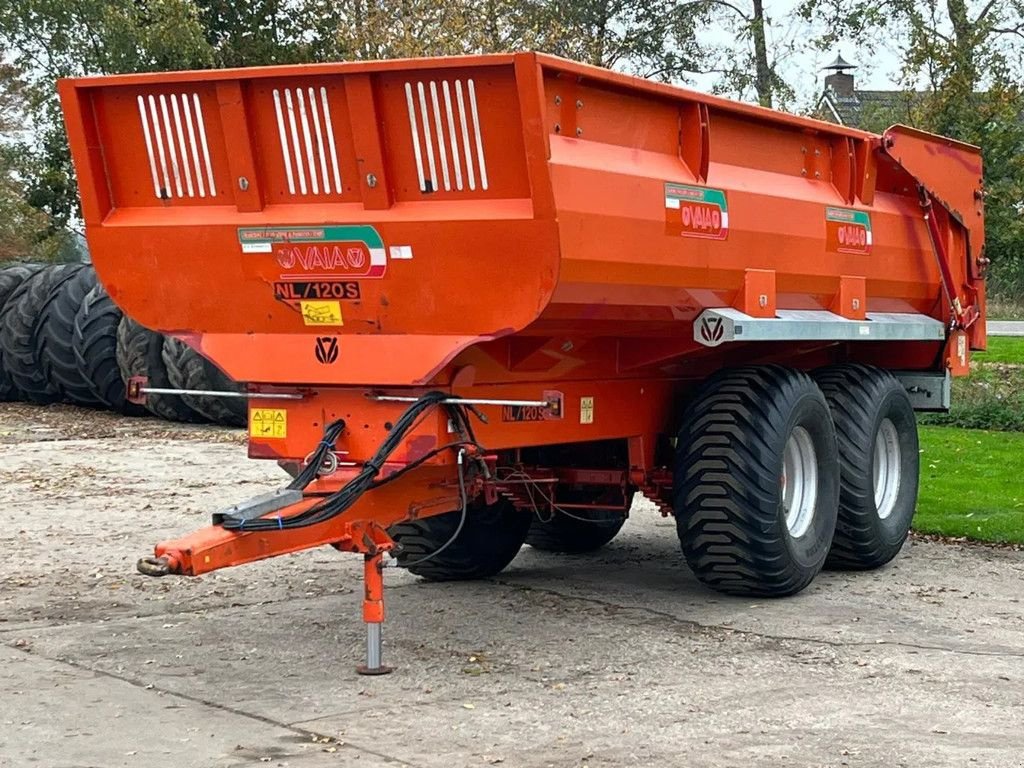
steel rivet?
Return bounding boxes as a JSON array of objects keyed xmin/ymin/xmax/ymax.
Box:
[
  {"xmin": 561, "ymin": 340, "xmax": 574, "ymax": 352},
  {"xmin": 554, "ymin": 95, "xmax": 562, "ymax": 105},
  {"xmin": 366, "ymin": 173, "xmax": 378, "ymax": 188},
  {"xmin": 853, "ymin": 299, "xmax": 861, "ymax": 310},
  {"xmin": 759, "ymin": 294, "xmax": 768, "ymax": 308},
  {"xmin": 576, "ymin": 100, "xmax": 583, "ymax": 109},
  {"xmin": 238, "ymin": 177, "xmax": 249, "ymax": 191},
  {"xmin": 576, "ymin": 127, "xmax": 583, "ymax": 137},
  {"xmin": 554, "ymin": 123, "xmax": 561, "ymax": 134}
]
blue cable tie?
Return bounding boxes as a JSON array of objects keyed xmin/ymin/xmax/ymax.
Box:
[{"xmin": 277, "ymin": 515, "xmax": 284, "ymax": 530}]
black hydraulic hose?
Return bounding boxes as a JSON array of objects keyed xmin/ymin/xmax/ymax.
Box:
[{"xmin": 219, "ymin": 391, "xmax": 475, "ymax": 532}]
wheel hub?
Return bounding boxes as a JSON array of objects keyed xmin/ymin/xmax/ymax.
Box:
[
  {"xmin": 782, "ymin": 426, "xmax": 818, "ymax": 538},
  {"xmin": 873, "ymin": 418, "xmax": 902, "ymax": 519}
]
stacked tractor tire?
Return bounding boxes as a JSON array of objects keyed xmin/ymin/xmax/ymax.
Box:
[{"xmin": 0, "ymin": 263, "xmax": 246, "ymax": 427}]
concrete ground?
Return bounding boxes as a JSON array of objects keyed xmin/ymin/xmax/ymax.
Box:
[
  {"xmin": 987, "ymin": 321, "xmax": 1024, "ymax": 336},
  {"xmin": 1, "ymin": 404, "xmax": 1022, "ymax": 768}
]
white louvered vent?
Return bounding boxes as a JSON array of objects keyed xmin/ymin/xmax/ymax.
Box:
[
  {"xmin": 272, "ymin": 86, "xmax": 343, "ymax": 196},
  {"xmin": 404, "ymin": 78, "xmax": 489, "ymax": 193},
  {"xmin": 137, "ymin": 93, "xmax": 217, "ymax": 200}
]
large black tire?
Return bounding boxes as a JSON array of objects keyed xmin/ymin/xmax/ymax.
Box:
[
  {"xmin": 162, "ymin": 337, "xmax": 247, "ymax": 427},
  {"xmin": 0, "ymin": 264, "xmax": 84, "ymax": 403},
  {"xmin": 674, "ymin": 366, "xmax": 840, "ymax": 597},
  {"xmin": 0, "ymin": 263, "xmax": 43, "ymax": 401},
  {"xmin": 814, "ymin": 364, "xmax": 919, "ymax": 570},
  {"xmin": 36, "ymin": 265, "xmax": 102, "ymax": 406},
  {"xmin": 116, "ymin": 318, "xmax": 206, "ymax": 423},
  {"xmin": 525, "ymin": 487, "xmax": 633, "ymax": 553},
  {"xmin": 0, "ymin": 263, "xmax": 42, "ymax": 307},
  {"xmin": 390, "ymin": 498, "xmax": 531, "ymax": 581},
  {"xmin": 73, "ymin": 285, "xmax": 146, "ymax": 415}
]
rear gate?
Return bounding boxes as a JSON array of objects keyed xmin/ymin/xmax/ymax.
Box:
[{"xmin": 60, "ymin": 56, "xmax": 559, "ymax": 385}]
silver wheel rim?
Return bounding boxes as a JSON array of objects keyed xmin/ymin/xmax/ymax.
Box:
[
  {"xmin": 873, "ymin": 418, "xmax": 902, "ymax": 519},
  {"xmin": 782, "ymin": 426, "xmax": 818, "ymax": 538}
]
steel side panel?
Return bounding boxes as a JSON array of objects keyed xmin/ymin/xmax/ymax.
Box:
[{"xmin": 543, "ymin": 141, "xmax": 941, "ymax": 327}]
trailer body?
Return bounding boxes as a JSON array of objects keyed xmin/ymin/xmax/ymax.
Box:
[{"xmin": 60, "ymin": 53, "xmax": 986, "ymax": 671}]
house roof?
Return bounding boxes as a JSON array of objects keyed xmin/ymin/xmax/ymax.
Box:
[{"xmin": 816, "ymin": 88, "xmax": 927, "ymax": 128}]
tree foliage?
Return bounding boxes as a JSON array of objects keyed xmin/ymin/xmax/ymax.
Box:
[
  {"xmin": 802, "ymin": 0, "xmax": 1024, "ymax": 295},
  {"xmin": 0, "ymin": 63, "xmax": 73, "ymax": 262}
]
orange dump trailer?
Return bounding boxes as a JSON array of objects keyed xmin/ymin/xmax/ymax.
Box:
[{"xmin": 60, "ymin": 52, "xmax": 986, "ymax": 672}]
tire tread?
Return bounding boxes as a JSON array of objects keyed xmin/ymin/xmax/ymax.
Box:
[{"xmin": 674, "ymin": 365, "xmax": 837, "ymax": 597}]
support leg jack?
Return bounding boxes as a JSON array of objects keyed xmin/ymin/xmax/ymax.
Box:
[{"xmin": 356, "ymin": 551, "xmax": 393, "ymax": 675}]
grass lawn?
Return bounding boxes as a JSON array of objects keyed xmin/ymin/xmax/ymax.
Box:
[
  {"xmin": 919, "ymin": 337, "xmax": 1024, "ymax": 431},
  {"xmin": 975, "ymin": 336, "xmax": 1024, "ymax": 364},
  {"xmin": 915, "ymin": 425, "xmax": 1024, "ymax": 544}
]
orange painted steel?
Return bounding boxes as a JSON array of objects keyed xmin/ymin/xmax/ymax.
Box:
[{"xmin": 59, "ymin": 52, "xmax": 986, "ymax": 581}]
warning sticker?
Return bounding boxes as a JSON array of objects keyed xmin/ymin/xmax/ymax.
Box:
[
  {"xmin": 299, "ymin": 300, "xmax": 344, "ymax": 326},
  {"xmin": 826, "ymin": 207, "xmax": 872, "ymax": 255},
  {"xmin": 580, "ymin": 396, "xmax": 594, "ymax": 425},
  {"xmin": 665, "ymin": 183, "xmax": 729, "ymax": 240},
  {"xmin": 250, "ymin": 409, "xmax": 287, "ymax": 439}
]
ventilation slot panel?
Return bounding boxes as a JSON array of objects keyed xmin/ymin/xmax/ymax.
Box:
[
  {"xmin": 404, "ymin": 78, "xmax": 489, "ymax": 193},
  {"xmin": 272, "ymin": 86, "xmax": 343, "ymax": 196},
  {"xmin": 137, "ymin": 93, "xmax": 216, "ymax": 200}
]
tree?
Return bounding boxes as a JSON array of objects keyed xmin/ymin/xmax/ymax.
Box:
[
  {"xmin": 0, "ymin": 64, "xmax": 71, "ymax": 263},
  {"xmin": 197, "ymin": 0, "xmax": 306, "ymax": 67},
  {"xmin": 522, "ymin": 0, "xmax": 706, "ymax": 80},
  {"xmin": 0, "ymin": 0, "xmax": 216, "ymax": 239},
  {"xmin": 695, "ymin": 0, "xmax": 797, "ymax": 108},
  {"xmin": 801, "ymin": 0, "xmax": 1024, "ymax": 297}
]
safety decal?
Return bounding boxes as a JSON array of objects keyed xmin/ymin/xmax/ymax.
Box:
[
  {"xmin": 665, "ymin": 183, "xmax": 729, "ymax": 240},
  {"xmin": 299, "ymin": 300, "xmax": 344, "ymax": 326},
  {"xmin": 238, "ymin": 225, "xmax": 387, "ymax": 278},
  {"xmin": 825, "ymin": 207, "xmax": 872, "ymax": 255},
  {"xmin": 580, "ymin": 396, "xmax": 595, "ymax": 425},
  {"xmin": 250, "ymin": 409, "xmax": 287, "ymax": 439}
]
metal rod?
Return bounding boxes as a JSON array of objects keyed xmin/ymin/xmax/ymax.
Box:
[
  {"xmin": 365, "ymin": 622, "xmax": 382, "ymax": 669},
  {"xmin": 140, "ymin": 387, "xmax": 303, "ymax": 400},
  {"xmin": 356, "ymin": 552, "xmax": 393, "ymax": 675},
  {"xmin": 370, "ymin": 395, "xmax": 551, "ymax": 407}
]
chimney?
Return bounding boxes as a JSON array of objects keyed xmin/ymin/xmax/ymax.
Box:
[{"xmin": 823, "ymin": 54, "xmax": 856, "ymax": 98}]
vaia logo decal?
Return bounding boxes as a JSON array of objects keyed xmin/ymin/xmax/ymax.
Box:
[
  {"xmin": 275, "ymin": 245, "xmax": 366, "ymax": 272},
  {"xmin": 700, "ymin": 316, "xmax": 725, "ymax": 344},
  {"xmin": 665, "ymin": 183, "xmax": 729, "ymax": 240},
  {"xmin": 826, "ymin": 207, "xmax": 872, "ymax": 255},
  {"xmin": 315, "ymin": 336, "xmax": 339, "ymax": 364},
  {"xmin": 238, "ymin": 225, "xmax": 387, "ymax": 278}
]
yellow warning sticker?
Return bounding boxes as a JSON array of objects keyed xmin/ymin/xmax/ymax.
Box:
[
  {"xmin": 580, "ymin": 396, "xmax": 594, "ymax": 424},
  {"xmin": 249, "ymin": 408, "xmax": 287, "ymax": 439},
  {"xmin": 299, "ymin": 300, "xmax": 344, "ymax": 326}
]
